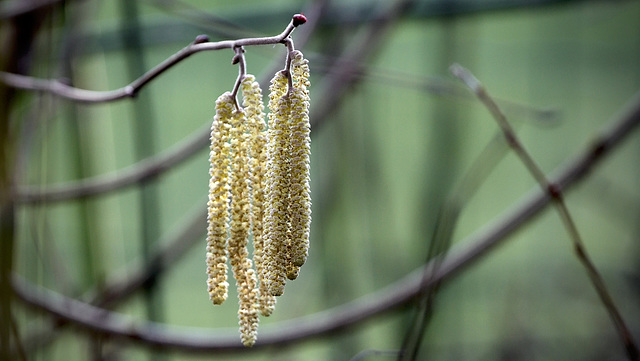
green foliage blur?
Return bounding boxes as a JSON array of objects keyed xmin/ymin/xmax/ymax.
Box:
[{"xmin": 9, "ymin": 0, "xmax": 640, "ymax": 360}]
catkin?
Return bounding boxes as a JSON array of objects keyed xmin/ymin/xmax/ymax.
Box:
[
  {"xmin": 263, "ymin": 71, "xmax": 291, "ymax": 297},
  {"xmin": 242, "ymin": 75, "xmax": 277, "ymax": 317},
  {"xmin": 206, "ymin": 92, "xmax": 235, "ymax": 305},
  {"xmin": 228, "ymin": 104, "xmax": 259, "ymax": 347},
  {"xmin": 206, "ymin": 51, "xmax": 311, "ymax": 347},
  {"xmin": 286, "ymin": 51, "xmax": 312, "ymax": 280}
]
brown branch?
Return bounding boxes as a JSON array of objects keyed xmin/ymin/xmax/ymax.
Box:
[
  {"xmin": 0, "ymin": 14, "xmax": 305, "ymax": 103},
  {"xmin": 450, "ymin": 63, "xmax": 640, "ymax": 361},
  {"xmin": 12, "ymin": 89, "xmax": 640, "ymax": 352},
  {"xmin": 15, "ymin": 123, "xmax": 210, "ymax": 203},
  {"xmin": 14, "ymin": 9, "xmax": 326, "ymax": 204},
  {"xmin": 14, "ymin": 201, "xmax": 207, "ymax": 355}
]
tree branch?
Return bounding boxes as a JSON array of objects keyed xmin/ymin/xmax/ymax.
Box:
[
  {"xmin": 15, "ymin": 123, "xmax": 209, "ymax": 203},
  {"xmin": 13, "ymin": 8, "xmax": 326, "ymax": 204},
  {"xmin": 12, "ymin": 89, "xmax": 640, "ymax": 352},
  {"xmin": 450, "ymin": 63, "xmax": 639, "ymax": 360},
  {"xmin": 13, "ymin": 201, "xmax": 206, "ymax": 356},
  {"xmin": 0, "ymin": 14, "xmax": 304, "ymax": 103}
]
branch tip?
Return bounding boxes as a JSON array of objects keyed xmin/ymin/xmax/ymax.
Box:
[
  {"xmin": 449, "ymin": 63, "xmax": 482, "ymax": 93},
  {"xmin": 292, "ymin": 13, "xmax": 307, "ymax": 27}
]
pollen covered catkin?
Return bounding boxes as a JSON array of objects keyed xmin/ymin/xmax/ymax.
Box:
[
  {"xmin": 285, "ymin": 50, "xmax": 312, "ymax": 280},
  {"xmin": 228, "ymin": 103, "xmax": 259, "ymax": 347},
  {"xmin": 206, "ymin": 92, "xmax": 235, "ymax": 305},
  {"xmin": 262, "ymin": 50, "xmax": 312, "ymax": 292},
  {"xmin": 242, "ymin": 75, "xmax": 277, "ymax": 317},
  {"xmin": 206, "ymin": 49, "xmax": 311, "ymax": 347},
  {"xmin": 263, "ymin": 71, "xmax": 291, "ymax": 297}
]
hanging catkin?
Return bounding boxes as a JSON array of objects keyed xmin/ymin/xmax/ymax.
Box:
[
  {"xmin": 263, "ymin": 71, "xmax": 292, "ymax": 297},
  {"xmin": 285, "ymin": 50, "xmax": 312, "ymax": 281},
  {"xmin": 206, "ymin": 47, "xmax": 311, "ymax": 347},
  {"xmin": 206, "ymin": 92, "xmax": 234, "ymax": 305}
]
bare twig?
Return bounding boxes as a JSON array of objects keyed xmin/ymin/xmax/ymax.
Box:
[
  {"xmin": 311, "ymin": 0, "xmax": 414, "ymax": 127},
  {"xmin": 13, "ymin": 10, "xmax": 323, "ymax": 205},
  {"xmin": 399, "ymin": 131, "xmax": 512, "ymax": 361},
  {"xmin": 283, "ymin": 38, "xmax": 296, "ymax": 93},
  {"xmin": 450, "ymin": 63, "xmax": 640, "ymax": 361},
  {"xmin": 15, "ymin": 123, "xmax": 210, "ymax": 203},
  {"xmin": 12, "ymin": 89, "xmax": 640, "ymax": 353},
  {"xmin": 311, "ymin": 56, "xmax": 559, "ymax": 124},
  {"xmin": 0, "ymin": 14, "xmax": 305, "ymax": 103},
  {"xmin": 14, "ymin": 202, "xmax": 207, "ymax": 356}
]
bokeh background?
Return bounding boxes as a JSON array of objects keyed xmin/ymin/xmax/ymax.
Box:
[{"xmin": 2, "ymin": 0, "xmax": 640, "ymax": 360}]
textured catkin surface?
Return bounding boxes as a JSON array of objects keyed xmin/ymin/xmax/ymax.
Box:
[
  {"xmin": 263, "ymin": 71, "xmax": 292, "ymax": 298},
  {"xmin": 206, "ymin": 92, "xmax": 234, "ymax": 306},
  {"xmin": 205, "ymin": 51, "xmax": 312, "ymax": 347},
  {"xmin": 286, "ymin": 50, "xmax": 312, "ymax": 280}
]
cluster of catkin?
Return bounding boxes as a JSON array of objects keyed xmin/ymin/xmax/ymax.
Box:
[{"xmin": 206, "ymin": 50, "xmax": 311, "ymax": 347}]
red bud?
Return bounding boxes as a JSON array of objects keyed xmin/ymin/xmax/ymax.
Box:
[{"xmin": 292, "ymin": 13, "xmax": 307, "ymax": 27}]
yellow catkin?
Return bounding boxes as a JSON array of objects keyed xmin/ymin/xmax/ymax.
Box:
[
  {"xmin": 263, "ymin": 71, "xmax": 291, "ymax": 297},
  {"xmin": 206, "ymin": 92, "xmax": 234, "ymax": 305},
  {"xmin": 286, "ymin": 50, "xmax": 311, "ymax": 280},
  {"xmin": 207, "ymin": 52, "xmax": 311, "ymax": 345},
  {"xmin": 228, "ymin": 102, "xmax": 259, "ymax": 347},
  {"xmin": 242, "ymin": 75, "xmax": 277, "ymax": 317}
]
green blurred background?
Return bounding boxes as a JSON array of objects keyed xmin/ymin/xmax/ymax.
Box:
[{"xmin": 4, "ymin": 0, "xmax": 640, "ymax": 360}]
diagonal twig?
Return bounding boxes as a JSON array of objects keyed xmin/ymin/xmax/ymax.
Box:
[
  {"xmin": 399, "ymin": 129, "xmax": 512, "ymax": 360},
  {"xmin": 12, "ymin": 89, "xmax": 640, "ymax": 353},
  {"xmin": 450, "ymin": 63, "xmax": 639, "ymax": 361}
]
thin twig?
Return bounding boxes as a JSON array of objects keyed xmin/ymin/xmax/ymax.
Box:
[
  {"xmin": 14, "ymin": 202, "xmax": 207, "ymax": 355},
  {"xmin": 398, "ymin": 131, "xmax": 511, "ymax": 361},
  {"xmin": 311, "ymin": 56, "xmax": 560, "ymax": 124},
  {"xmin": 0, "ymin": 14, "xmax": 305, "ymax": 103},
  {"xmin": 310, "ymin": 0, "xmax": 414, "ymax": 127},
  {"xmin": 12, "ymin": 11, "xmax": 320, "ymax": 205},
  {"xmin": 12, "ymin": 89, "xmax": 640, "ymax": 352},
  {"xmin": 15, "ymin": 123, "xmax": 210, "ymax": 203},
  {"xmin": 283, "ymin": 38, "xmax": 295, "ymax": 93},
  {"xmin": 450, "ymin": 63, "xmax": 640, "ymax": 361}
]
